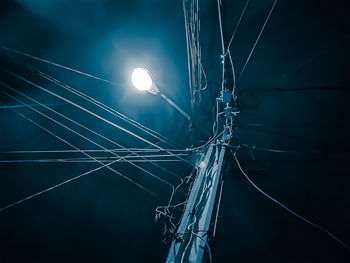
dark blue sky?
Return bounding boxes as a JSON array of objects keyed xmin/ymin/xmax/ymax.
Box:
[{"xmin": 0, "ymin": 0, "xmax": 349, "ymax": 262}]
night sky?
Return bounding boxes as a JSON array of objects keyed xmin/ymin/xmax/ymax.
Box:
[{"xmin": 0, "ymin": 0, "xmax": 350, "ymax": 262}]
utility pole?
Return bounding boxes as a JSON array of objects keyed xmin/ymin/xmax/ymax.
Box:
[
  {"xmin": 166, "ymin": 1, "xmax": 237, "ymax": 261},
  {"xmin": 165, "ymin": 130, "xmax": 231, "ymax": 263}
]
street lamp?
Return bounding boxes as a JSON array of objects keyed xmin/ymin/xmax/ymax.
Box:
[
  {"xmin": 131, "ymin": 67, "xmax": 153, "ymax": 92},
  {"xmin": 130, "ymin": 67, "xmax": 190, "ymax": 121}
]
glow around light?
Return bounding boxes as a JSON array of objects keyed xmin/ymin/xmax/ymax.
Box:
[{"xmin": 131, "ymin": 67, "xmax": 153, "ymax": 91}]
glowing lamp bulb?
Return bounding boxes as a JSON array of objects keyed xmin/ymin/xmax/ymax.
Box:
[{"xmin": 131, "ymin": 67, "xmax": 153, "ymax": 91}]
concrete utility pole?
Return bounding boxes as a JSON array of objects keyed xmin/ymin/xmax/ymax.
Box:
[
  {"xmin": 166, "ymin": 0, "xmax": 236, "ymax": 260},
  {"xmin": 165, "ymin": 132, "xmax": 229, "ymax": 263}
]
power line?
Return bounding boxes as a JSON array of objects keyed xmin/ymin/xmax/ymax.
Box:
[
  {"xmin": 223, "ymin": 0, "xmax": 250, "ymax": 98},
  {"xmin": 223, "ymin": 0, "xmax": 250, "ymax": 57},
  {"xmin": 0, "ymin": 44, "xmax": 122, "ymax": 87},
  {"xmin": 281, "ymin": 34, "xmax": 350, "ymax": 78},
  {"xmin": 240, "ymin": 86, "xmax": 350, "ymax": 93},
  {"xmin": 0, "ymin": 103, "xmax": 156, "ymax": 204},
  {"xmin": 0, "ymin": 143, "xmax": 158, "ymax": 213},
  {"xmin": 26, "ymin": 64, "xmax": 180, "ymax": 149},
  {"xmin": 1, "ymin": 80, "xmax": 185, "ymax": 181},
  {"xmin": 1, "ymin": 81, "xmax": 189, "ymax": 216},
  {"xmin": 225, "ymin": 143, "xmax": 320, "ymax": 154},
  {"xmin": 237, "ymin": 0, "xmax": 278, "ymax": 84},
  {"xmin": 0, "ymin": 66, "xmax": 191, "ymax": 164},
  {"xmin": 233, "ymin": 146, "xmax": 350, "ymax": 251},
  {"xmin": 0, "ymin": 102, "xmax": 69, "ymax": 109},
  {"xmin": 0, "ymin": 84, "xmax": 177, "ymax": 189},
  {"xmin": 0, "ymin": 159, "xmax": 185, "ymax": 164},
  {"xmin": 0, "ymin": 148, "xmax": 193, "ymax": 154}
]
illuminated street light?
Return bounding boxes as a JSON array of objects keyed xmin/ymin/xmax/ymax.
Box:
[
  {"xmin": 131, "ymin": 67, "xmax": 153, "ymax": 91},
  {"xmin": 130, "ymin": 67, "xmax": 190, "ymax": 121}
]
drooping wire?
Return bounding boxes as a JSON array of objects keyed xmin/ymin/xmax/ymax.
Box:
[
  {"xmin": 233, "ymin": 146, "xmax": 350, "ymax": 251},
  {"xmin": 237, "ymin": 0, "xmax": 278, "ymax": 84}
]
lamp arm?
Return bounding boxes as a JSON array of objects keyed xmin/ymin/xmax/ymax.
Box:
[{"xmin": 158, "ymin": 92, "xmax": 191, "ymax": 122}]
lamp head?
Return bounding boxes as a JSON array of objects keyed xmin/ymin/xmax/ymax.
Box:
[{"xmin": 131, "ymin": 67, "xmax": 153, "ymax": 91}]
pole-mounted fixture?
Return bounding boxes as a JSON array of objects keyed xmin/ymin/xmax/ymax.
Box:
[{"xmin": 130, "ymin": 67, "xmax": 191, "ymax": 121}]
